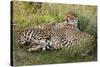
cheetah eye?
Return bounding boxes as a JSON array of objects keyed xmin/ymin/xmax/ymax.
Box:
[
  {"xmin": 63, "ymin": 20, "xmax": 66, "ymax": 21},
  {"xmin": 19, "ymin": 41, "xmax": 25, "ymax": 44}
]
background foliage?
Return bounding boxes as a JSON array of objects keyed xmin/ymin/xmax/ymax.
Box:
[{"xmin": 12, "ymin": 1, "xmax": 97, "ymax": 66}]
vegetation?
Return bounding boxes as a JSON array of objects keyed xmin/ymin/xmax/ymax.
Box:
[{"xmin": 12, "ymin": 1, "xmax": 97, "ymax": 66}]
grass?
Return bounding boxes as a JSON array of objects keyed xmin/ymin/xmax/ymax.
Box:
[
  {"xmin": 12, "ymin": 1, "xmax": 97, "ymax": 66},
  {"xmin": 13, "ymin": 31, "xmax": 96, "ymax": 66}
]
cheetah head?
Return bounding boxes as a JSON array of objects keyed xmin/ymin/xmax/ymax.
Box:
[{"xmin": 63, "ymin": 11, "xmax": 78, "ymax": 26}]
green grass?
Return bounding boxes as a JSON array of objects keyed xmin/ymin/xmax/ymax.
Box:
[
  {"xmin": 13, "ymin": 31, "xmax": 96, "ymax": 66},
  {"xmin": 12, "ymin": 1, "xmax": 97, "ymax": 66}
]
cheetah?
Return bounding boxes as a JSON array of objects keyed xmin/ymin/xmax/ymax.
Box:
[{"xmin": 18, "ymin": 26, "xmax": 53, "ymax": 51}]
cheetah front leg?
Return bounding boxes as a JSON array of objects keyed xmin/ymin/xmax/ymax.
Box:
[{"xmin": 28, "ymin": 45, "xmax": 42, "ymax": 52}]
